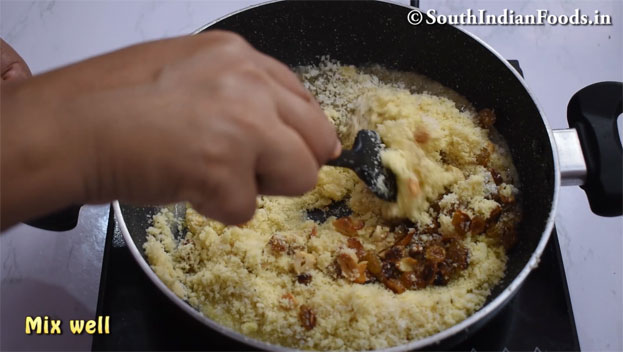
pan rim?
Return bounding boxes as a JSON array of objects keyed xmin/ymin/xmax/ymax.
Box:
[{"xmin": 116, "ymin": 0, "xmax": 561, "ymax": 351}]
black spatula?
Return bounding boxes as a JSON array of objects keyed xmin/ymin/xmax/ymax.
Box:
[{"xmin": 327, "ymin": 129, "xmax": 397, "ymax": 201}]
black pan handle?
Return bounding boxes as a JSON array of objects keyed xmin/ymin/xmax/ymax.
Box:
[
  {"xmin": 25, "ymin": 205, "xmax": 82, "ymax": 231},
  {"xmin": 567, "ymin": 81, "xmax": 622, "ymax": 217}
]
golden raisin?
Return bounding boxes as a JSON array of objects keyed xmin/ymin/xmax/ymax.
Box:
[
  {"xmin": 299, "ymin": 305, "xmax": 317, "ymax": 330},
  {"xmin": 488, "ymin": 205, "xmax": 502, "ymax": 222},
  {"xmin": 310, "ymin": 226, "xmax": 318, "ymax": 237},
  {"xmin": 490, "ymin": 169, "xmax": 504, "ymax": 185},
  {"xmin": 413, "ymin": 264, "xmax": 436, "ymax": 288},
  {"xmin": 499, "ymin": 192, "xmax": 516, "ymax": 204},
  {"xmin": 293, "ymin": 251, "xmax": 316, "ymax": 274},
  {"xmin": 477, "ymin": 108, "xmax": 496, "ymax": 128},
  {"xmin": 297, "ymin": 273, "xmax": 312, "ymax": 285},
  {"xmin": 421, "ymin": 221, "xmax": 439, "ymax": 234},
  {"xmin": 383, "ymin": 246, "xmax": 405, "ymax": 262},
  {"xmin": 362, "ymin": 251, "xmax": 383, "ymax": 276},
  {"xmin": 383, "ymin": 278, "xmax": 406, "ymax": 294},
  {"xmin": 414, "ymin": 129, "xmax": 430, "ymax": 144},
  {"xmin": 395, "ymin": 230, "xmax": 415, "ymax": 247},
  {"xmin": 397, "ymin": 257, "xmax": 419, "ymax": 272},
  {"xmin": 353, "ymin": 262, "xmax": 368, "ymax": 284},
  {"xmin": 476, "ymin": 147, "xmax": 490, "ymax": 166},
  {"xmin": 501, "ymin": 228, "xmax": 518, "ymax": 250},
  {"xmin": 337, "ymin": 252, "xmax": 358, "ymax": 276},
  {"xmin": 333, "ymin": 217, "xmax": 364, "ymax": 237},
  {"xmin": 346, "ymin": 238, "xmax": 366, "ymax": 259},
  {"xmin": 452, "ymin": 210, "xmax": 471, "ymax": 237},
  {"xmin": 470, "ymin": 215, "xmax": 486, "ymax": 235},
  {"xmin": 446, "ymin": 240, "xmax": 469, "ymax": 270},
  {"xmin": 425, "ymin": 245, "xmax": 446, "ymax": 264},
  {"xmin": 400, "ymin": 271, "xmax": 417, "ymax": 289},
  {"xmin": 268, "ymin": 235, "xmax": 288, "ymax": 254},
  {"xmin": 434, "ymin": 262, "xmax": 451, "ymax": 286},
  {"xmin": 281, "ymin": 293, "xmax": 298, "ymax": 309},
  {"xmin": 336, "ymin": 251, "xmax": 366, "ymax": 283}
]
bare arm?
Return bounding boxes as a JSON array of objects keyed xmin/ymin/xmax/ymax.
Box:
[{"xmin": 0, "ymin": 32, "xmax": 340, "ymax": 230}]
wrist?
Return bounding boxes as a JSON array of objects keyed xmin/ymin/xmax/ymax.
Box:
[{"xmin": 1, "ymin": 80, "xmax": 92, "ymax": 227}]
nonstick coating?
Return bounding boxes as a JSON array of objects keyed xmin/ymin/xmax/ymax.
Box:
[{"xmin": 117, "ymin": 1, "xmax": 557, "ymax": 350}]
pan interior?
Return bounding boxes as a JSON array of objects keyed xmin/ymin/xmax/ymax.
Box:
[{"xmin": 118, "ymin": 0, "xmax": 556, "ymax": 347}]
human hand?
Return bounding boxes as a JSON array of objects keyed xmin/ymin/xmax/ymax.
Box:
[
  {"xmin": 1, "ymin": 39, "xmax": 31, "ymax": 82},
  {"xmin": 1, "ymin": 31, "xmax": 340, "ymax": 228}
]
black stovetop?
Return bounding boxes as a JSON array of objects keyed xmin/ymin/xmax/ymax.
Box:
[{"xmin": 92, "ymin": 59, "xmax": 580, "ymax": 352}]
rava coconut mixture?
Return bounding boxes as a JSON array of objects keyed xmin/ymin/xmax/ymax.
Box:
[{"xmin": 144, "ymin": 60, "xmax": 521, "ymax": 350}]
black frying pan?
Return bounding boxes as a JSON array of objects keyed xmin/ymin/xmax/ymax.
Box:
[{"xmin": 33, "ymin": 1, "xmax": 623, "ymax": 350}]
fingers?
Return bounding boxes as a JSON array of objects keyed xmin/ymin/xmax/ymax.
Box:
[
  {"xmin": 250, "ymin": 51, "xmax": 341, "ymax": 163},
  {"xmin": 215, "ymin": 58, "xmax": 339, "ymax": 167},
  {"xmin": 253, "ymin": 51, "xmax": 312, "ymax": 101},
  {"xmin": 1, "ymin": 39, "xmax": 32, "ymax": 82},
  {"xmin": 211, "ymin": 68, "xmax": 322, "ymax": 197},
  {"xmin": 265, "ymin": 76, "xmax": 341, "ymax": 165},
  {"xmin": 190, "ymin": 163, "xmax": 258, "ymax": 226},
  {"xmin": 252, "ymin": 51, "xmax": 341, "ymax": 162},
  {"xmin": 208, "ymin": 53, "xmax": 339, "ymax": 196},
  {"xmin": 255, "ymin": 124, "xmax": 319, "ymax": 196},
  {"xmin": 99, "ymin": 31, "xmax": 342, "ymax": 222}
]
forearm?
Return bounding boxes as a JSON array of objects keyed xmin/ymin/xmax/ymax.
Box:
[
  {"xmin": 0, "ymin": 32, "xmax": 339, "ymax": 229},
  {"xmin": 0, "ymin": 48, "xmax": 180, "ymax": 230},
  {"xmin": 1, "ymin": 82, "xmax": 90, "ymax": 230}
]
